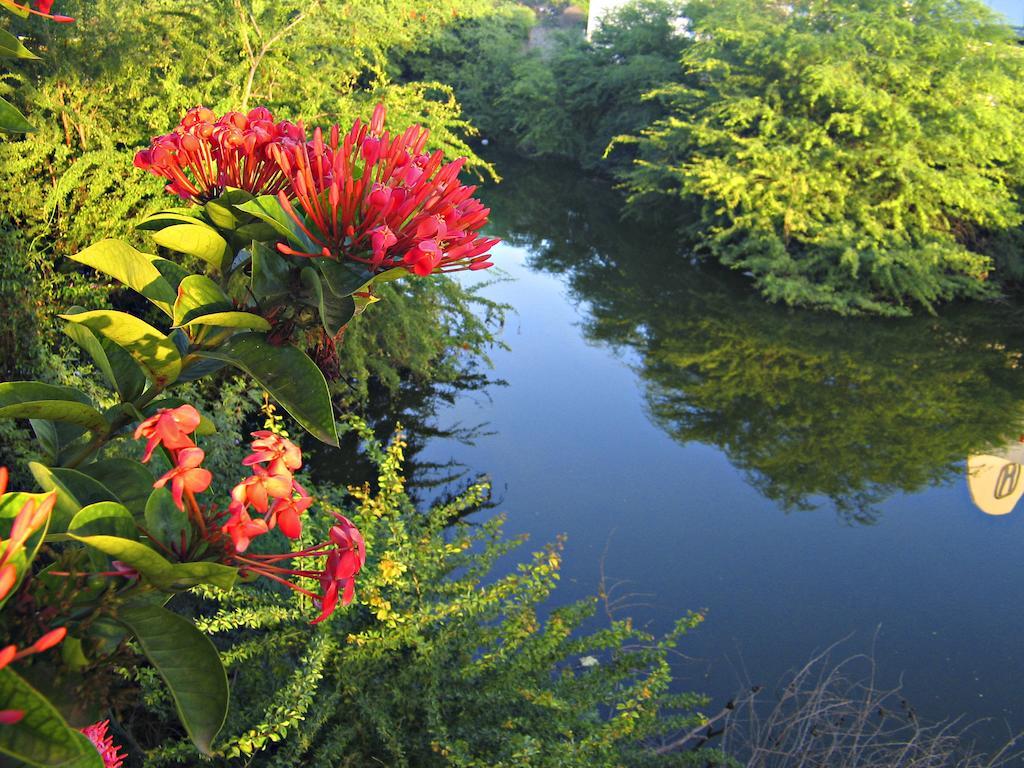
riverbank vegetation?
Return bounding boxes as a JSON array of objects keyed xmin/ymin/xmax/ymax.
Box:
[
  {"xmin": 2, "ymin": 0, "xmax": 1023, "ymax": 764},
  {"xmin": 417, "ymin": 0, "xmax": 1024, "ymax": 316}
]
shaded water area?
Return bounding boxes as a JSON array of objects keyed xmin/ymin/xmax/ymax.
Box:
[{"xmin": 319, "ymin": 155, "xmax": 1024, "ymax": 748}]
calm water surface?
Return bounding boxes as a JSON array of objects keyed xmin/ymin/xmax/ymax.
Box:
[{"xmin": 334, "ymin": 156, "xmax": 1024, "ymax": 746}]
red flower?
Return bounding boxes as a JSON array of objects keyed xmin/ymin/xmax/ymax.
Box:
[
  {"xmin": 271, "ymin": 103, "xmax": 499, "ymax": 275},
  {"xmin": 267, "ymin": 492, "xmax": 313, "ymax": 539},
  {"xmin": 242, "ymin": 431, "xmax": 303, "ymax": 475},
  {"xmin": 222, "ymin": 507, "xmax": 269, "ymax": 554},
  {"xmin": 154, "ymin": 447, "xmax": 213, "ymax": 510},
  {"xmin": 0, "ymin": 710, "xmax": 23, "ymax": 725},
  {"xmin": 229, "ymin": 465, "xmax": 293, "ymax": 515},
  {"xmin": 26, "ymin": 0, "xmax": 73, "ymax": 21},
  {"xmin": 134, "ymin": 405, "xmax": 201, "ymax": 463},
  {"xmin": 312, "ymin": 514, "xmax": 366, "ymax": 624},
  {"xmin": 80, "ymin": 720, "xmax": 126, "ymax": 768},
  {"xmin": 134, "ymin": 107, "xmax": 303, "ymax": 202},
  {"xmin": 0, "ymin": 468, "xmax": 56, "ymax": 602}
]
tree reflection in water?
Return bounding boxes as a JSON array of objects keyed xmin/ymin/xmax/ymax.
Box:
[{"xmin": 483, "ymin": 154, "xmax": 1024, "ymax": 523}]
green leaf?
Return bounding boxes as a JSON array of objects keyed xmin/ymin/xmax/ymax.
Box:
[
  {"xmin": 117, "ymin": 602, "xmax": 229, "ymax": 755},
  {"xmin": 0, "ymin": 95, "xmax": 31, "ymax": 133},
  {"xmin": 315, "ymin": 257, "xmax": 372, "ymax": 297},
  {"xmin": 236, "ymin": 195, "xmax": 315, "ymax": 253},
  {"xmin": 0, "ymin": 0, "xmax": 31, "ymax": 18},
  {"xmin": 151, "ymin": 223, "xmax": 230, "ymax": 272},
  {"xmin": 80, "ymin": 458, "xmax": 157, "ymax": 518},
  {"xmin": 67, "ymin": 239, "xmax": 177, "ymax": 317},
  {"xmin": 28, "ymin": 462, "xmax": 117, "ymax": 531},
  {"xmin": 144, "ymin": 487, "xmax": 188, "ymax": 550},
  {"xmin": 195, "ymin": 333, "xmax": 338, "ymax": 445},
  {"xmin": 0, "ymin": 382, "xmax": 96, "ymax": 460},
  {"xmin": 250, "ymin": 240, "xmax": 292, "ymax": 301},
  {"xmin": 184, "ymin": 311, "xmax": 270, "ymax": 331},
  {"xmin": 68, "ymin": 534, "xmax": 238, "ymax": 590},
  {"xmin": 60, "ymin": 310, "xmax": 182, "ymax": 387},
  {"xmin": 0, "ymin": 400, "xmax": 108, "ymax": 434},
  {"xmin": 68, "ymin": 501, "xmax": 137, "ymax": 539},
  {"xmin": 147, "ymin": 255, "xmax": 192, "ymax": 292},
  {"xmin": 0, "ymin": 29, "xmax": 38, "ymax": 59},
  {"xmin": 172, "ymin": 274, "xmax": 231, "ymax": 326},
  {"xmin": 203, "ymin": 201, "xmax": 239, "ymax": 230},
  {"xmin": 0, "ymin": 668, "xmax": 103, "ymax": 767},
  {"xmin": 301, "ymin": 266, "xmax": 355, "ymax": 336},
  {"xmin": 136, "ymin": 209, "xmax": 200, "ymax": 231},
  {"xmin": 63, "ymin": 312, "xmax": 147, "ymax": 402}
]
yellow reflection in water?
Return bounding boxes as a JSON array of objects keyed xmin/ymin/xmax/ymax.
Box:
[{"xmin": 968, "ymin": 442, "xmax": 1024, "ymax": 516}]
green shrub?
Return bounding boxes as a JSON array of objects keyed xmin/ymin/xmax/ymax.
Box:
[
  {"xmin": 142, "ymin": 420, "xmax": 726, "ymax": 767},
  {"xmin": 619, "ymin": 0, "xmax": 1024, "ymax": 315}
]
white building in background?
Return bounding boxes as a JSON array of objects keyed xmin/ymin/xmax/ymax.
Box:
[{"xmin": 587, "ymin": 0, "xmax": 629, "ymax": 39}]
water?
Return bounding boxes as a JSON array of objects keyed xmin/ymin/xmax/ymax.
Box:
[{"xmin": 328, "ymin": 155, "xmax": 1024, "ymax": 748}]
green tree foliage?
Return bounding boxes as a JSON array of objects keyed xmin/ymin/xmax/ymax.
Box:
[
  {"xmin": 485, "ymin": 155, "xmax": 1024, "ymax": 522},
  {"xmin": 0, "ymin": 0, "xmax": 501, "ymax": 394},
  {"xmin": 403, "ymin": 0, "xmax": 687, "ymax": 173},
  {"xmin": 143, "ymin": 421, "xmax": 725, "ymax": 767},
  {"xmin": 619, "ymin": 0, "xmax": 1024, "ymax": 315}
]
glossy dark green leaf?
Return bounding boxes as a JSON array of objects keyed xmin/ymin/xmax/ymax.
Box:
[
  {"xmin": 81, "ymin": 458, "xmax": 157, "ymax": 518},
  {"xmin": 250, "ymin": 240, "xmax": 291, "ymax": 301},
  {"xmin": 147, "ymin": 255, "xmax": 192, "ymax": 292},
  {"xmin": 63, "ymin": 311, "xmax": 147, "ymax": 402},
  {"xmin": 301, "ymin": 266, "xmax": 355, "ymax": 336},
  {"xmin": 60, "ymin": 310, "xmax": 182, "ymax": 387},
  {"xmin": 29, "ymin": 462, "xmax": 118, "ymax": 531},
  {"xmin": 117, "ymin": 602, "xmax": 228, "ymax": 755},
  {"xmin": 236, "ymin": 195, "xmax": 315, "ymax": 253},
  {"xmin": 0, "ymin": 95, "xmax": 32, "ymax": 133},
  {"xmin": 67, "ymin": 239, "xmax": 177, "ymax": 317},
  {"xmin": 144, "ymin": 487, "xmax": 188, "ymax": 550},
  {"xmin": 0, "ymin": 382, "xmax": 96, "ymax": 461},
  {"xmin": 0, "ymin": 668, "xmax": 103, "ymax": 767},
  {"xmin": 68, "ymin": 501, "xmax": 137, "ymax": 540},
  {"xmin": 0, "ymin": 400, "xmax": 108, "ymax": 434},
  {"xmin": 315, "ymin": 257, "xmax": 372, "ymax": 297},
  {"xmin": 195, "ymin": 333, "xmax": 338, "ymax": 445},
  {"xmin": 68, "ymin": 534, "xmax": 237, "ymax": 590},
  {"xmin": 152, "ymin": 223, "xmax": 230, "ymax": 272}
]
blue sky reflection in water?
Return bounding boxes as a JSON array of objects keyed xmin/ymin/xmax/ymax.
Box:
[{"xmin": 350, "ymin": 156, "xmax": 1024, "ymax": 746}]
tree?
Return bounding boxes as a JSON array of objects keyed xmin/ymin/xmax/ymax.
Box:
[{"xmin": 619, "ymin": 0, "xmax": 1024, "ymax": 315}]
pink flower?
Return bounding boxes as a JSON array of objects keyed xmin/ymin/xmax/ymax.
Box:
[
  {"xmin": 80, "ymin": 720, "xmax": 126, "ymax": 768},
  {"xmin": 271, "ymin": 104, "xmax": 499, "ymax": 275},
  {"xmin": 154, "ymin": 447, "xmax": 213, "ymax": 510},
  {"xmin": 26, "ymin": 0, "xmax": 73, "ymax": 21},
  {"xmin": 0, "ymin": 711, "xmax": 23, "ymax": 725},
  {"xmin": 134, "ymin": 405, "xmax": 201, "ymax": 463}
]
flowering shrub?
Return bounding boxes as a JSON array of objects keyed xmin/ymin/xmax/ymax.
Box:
[{"xmin": 0, "ymin": 102, "xmax": 494, "ymax": 765}]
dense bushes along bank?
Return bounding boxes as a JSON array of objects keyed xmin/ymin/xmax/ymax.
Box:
[{"xmin": 410, "ymin": 0, "xmax": 1024, "ymax": 316}]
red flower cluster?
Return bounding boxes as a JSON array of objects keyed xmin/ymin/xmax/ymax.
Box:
[
  {"xmin": 26, "ymin": 0, "xmax": 73, "ymax": 22},
  {"xmin": 272, "ymin": 104, "xmax": 498, "ymax": 275},
  {"xmin": 80, "ymin": 720, "xmax": 126, "ymax": 768},
  {"xmin": 134, "ymin": 107, "xmax": 302, "ymax": 202},
  {"xmin": 131, "ymin": 414, "xmax": 365, "ymax": 624},
  {"xmin": 134, "ymin": 405, "xmax": 212, "ymax": 510},
  {"xmin": 223, "ymin": 431, "xmax": 311, "ymax": 552}
]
